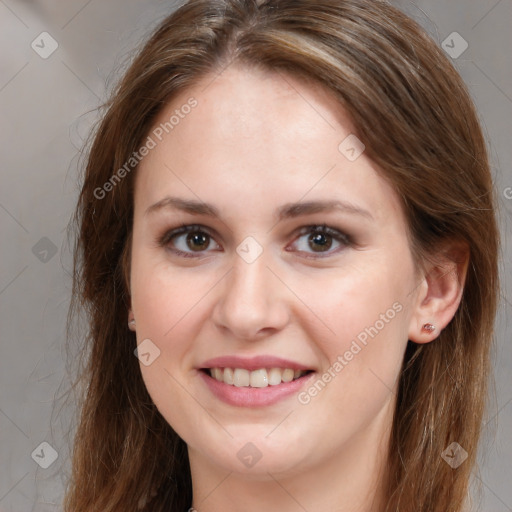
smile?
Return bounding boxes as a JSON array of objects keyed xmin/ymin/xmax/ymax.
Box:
[
  {"xmin": 198, "ymin": 367, "xmax": 315, "ymax": 407},
  {"xmin": 205, "ymin": 367, "xmax": 312, "ymax": 387}
]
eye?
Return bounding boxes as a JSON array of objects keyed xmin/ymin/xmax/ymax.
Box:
[
  {"xmin": 158, "ymin": 223, "xmax": 352, "ymax": 259},
  {"xmin": 159, "ymin": 224, "xmax": 221, "ymax": 258},
  {"xmin": 288, "ymin": 224, "xmax": 351, "ymax": 258}
]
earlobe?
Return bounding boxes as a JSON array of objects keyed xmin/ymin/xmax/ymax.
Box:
[
  {"xmin": 408, "ymin": 243, "xmax": 469, "ymax": 344},
  {"xmin": 128, "ymin": 309, "xmax": 136, "ymax": 331}
]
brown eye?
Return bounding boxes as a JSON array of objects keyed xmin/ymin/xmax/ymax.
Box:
[
  {"xmin": 185, "ymin": 231, "xmax": 210, "ymax": 251},
  {"xmin": 160, "ymin": 224, "xmax": 221, "ymax": 258},
  {"xmin": 308, "ymin": 231, "xmax": 333, "ymax": 252},
  {"xmin": 159, "ymin": 223, "xmax": 351, "ymax": 260},
  {"xmin": 289, "ymin": 224, "xmax": 351, "ymax": 258}
]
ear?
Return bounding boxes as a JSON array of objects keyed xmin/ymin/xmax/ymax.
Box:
[{"xmin": 408, "ymin": 241, "xmax": 469, "ymax": 344}]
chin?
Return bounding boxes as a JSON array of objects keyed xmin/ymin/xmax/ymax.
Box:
[{"xmin": 193, "ymin": 435, "xmax": 313, "ymax": 478}]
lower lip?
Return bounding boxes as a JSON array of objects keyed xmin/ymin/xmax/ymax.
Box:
[{"xmin": 199, "ymin": 370, "xmax": 315, "ymax": 407}]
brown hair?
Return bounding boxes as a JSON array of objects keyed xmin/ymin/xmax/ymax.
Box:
[{"xmin": 65, "ymin": 0, "xmax": 499, "ymax": 510}]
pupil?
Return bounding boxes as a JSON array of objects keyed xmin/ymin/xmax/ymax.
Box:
[
  {"xmin": 310, "ymin": 233, "xmax": 331, "ymax": 251},
  {"xmin": 188, "ymin": 232, "xmax": 208, "ymax": 251}
]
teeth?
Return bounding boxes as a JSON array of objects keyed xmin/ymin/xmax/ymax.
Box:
[
  {"xmin": 268, "ymin": 368, "xmax": 282, "ymax": 386},
  {"xmin": 233, "ymin": 368, "xmax": 250, "ymax": 387},
  {"xmin": 250, "ymin": 369, "xmax": 268, "ymax": 388},
  {"xmin": 208, "ymin": 367, "xmax": 309, "ymax": 387},
  {"xmin": 224, "ymin": 367, "xmax": 234, "ymax": 385},
  {"xmin": 282, "ymin": 368, "xmax": 294, "ymax": 383}
]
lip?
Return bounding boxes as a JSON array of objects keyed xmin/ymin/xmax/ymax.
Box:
[
  {"xmin": 199, "ymin": 369, "xmax": 316, "ymax": 407},
  {"xmin": 199, "ymin": 355, "xmax": 313, "ymax": 372}
]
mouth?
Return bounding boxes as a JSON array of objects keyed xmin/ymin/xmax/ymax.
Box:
[
  {"xmin": 198, "ymin": 365, "xmax": 316, "ymax": 407},
  {"xmin": 201, "ymin": 367, "xmax": 314, "ymax": 388},
  {"xmin": 197, "ymin": 355, "xmax": 316, "ymax": 407}
]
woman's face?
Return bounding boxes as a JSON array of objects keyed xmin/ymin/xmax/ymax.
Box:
[{"xmin": 129, "ymin": 66, "xmax": 421, "ymax": 477}]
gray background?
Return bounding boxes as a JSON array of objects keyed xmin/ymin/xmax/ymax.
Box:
[{"xmin": 0, "ymin": 0, "xmax": 510, "ymax": 510}]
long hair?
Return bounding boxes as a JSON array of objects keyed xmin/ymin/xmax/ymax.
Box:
[{"xmin": 64, "ymin": 1, "xmax": 500, "ymax": 510}]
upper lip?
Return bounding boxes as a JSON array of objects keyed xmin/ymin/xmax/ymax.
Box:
[{"xmin": 199, "ymin": 355, "xmax": 314, "ymax": 372}]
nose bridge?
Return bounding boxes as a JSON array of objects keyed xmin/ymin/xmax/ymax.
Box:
[
  {"xmin": 231, "ymin": 251, "xmax": 269, "ymax": 305},
  {"xmin": 212, "ymin": 245, "xmax": 288, "ymax": 339}
]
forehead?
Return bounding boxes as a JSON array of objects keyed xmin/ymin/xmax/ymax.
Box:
[{"xmin": 134, "ymin": 66, "xmax": 403, "ymax": 225}]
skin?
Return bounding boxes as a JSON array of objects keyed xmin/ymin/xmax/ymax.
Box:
[{"xmin": 128, "ymin": 65, "xmax": 467, "ymax": 512}]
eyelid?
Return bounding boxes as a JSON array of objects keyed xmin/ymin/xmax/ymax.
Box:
[
  {"xmin": 293, "ymin": 224, "xmax": 351, "ymax": 242},
  {"xmin": 159, "ymin": 223, "xmax": 216, "ymax": 245}
]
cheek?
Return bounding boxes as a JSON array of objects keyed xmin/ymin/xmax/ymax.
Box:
[
  {"xmin": 277, "ymin": 272, "xmax": 408, "ymax": 466},
  {"xmin": 129, "ymin": 253, "xmax": 210, "ymax": 433},
  {"xmin": 130, "ymin": 250, "xmax": 221, "ymax": 414},
  {"xmin": 130, "ymin": 247, "xmax": 207, "ymax": 340},
  {"xmin": 296, "ymin": 259, "xmax": 410, "ymax": 407},
  {"xmin": 304, "ymin": 259, "xmax": 408, "ymax": 350}
]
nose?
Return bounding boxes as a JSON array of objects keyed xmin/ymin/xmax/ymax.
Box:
[{"xmin": 211, "ymin": 248, "xmax": 290, "ymax": 342}]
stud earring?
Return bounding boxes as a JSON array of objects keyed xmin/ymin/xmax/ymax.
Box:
[
  {"xmin": 128, "ymin": 319, "xmax": 136, "ymax": 328},
  {"xmin": 421, "ymin": 323, "xmax": 435, "ymax": 333}
]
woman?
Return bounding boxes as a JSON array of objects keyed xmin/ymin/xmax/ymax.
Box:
[{"xmin": 65, "ymin": 0, "xmax": 499, "ymax": 510}]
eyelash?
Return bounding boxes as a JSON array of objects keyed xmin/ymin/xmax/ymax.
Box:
[{"xmin": 157, "ymin": 223, "xmax": 353, "ymax": 260}]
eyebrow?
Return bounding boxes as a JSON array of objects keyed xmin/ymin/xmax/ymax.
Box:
[{"xmin": 145, "ymin": 196, "xmax": 374, "ymax": 221}]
